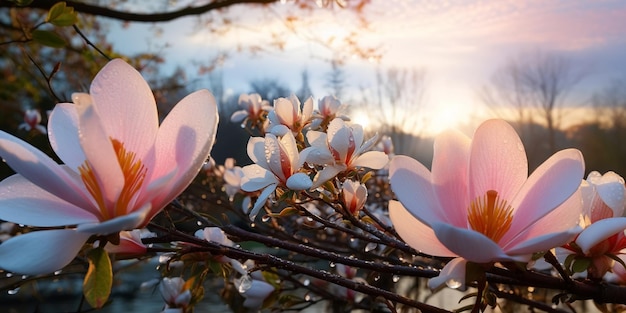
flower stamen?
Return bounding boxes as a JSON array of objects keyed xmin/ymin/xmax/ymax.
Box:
[
  {"xmin": 79, "ymin": 138, "xmax": 147, "ymax": 221},
  {"xmin": 467, "ymin": 190, "xmax": 514, "ymax": 244}
]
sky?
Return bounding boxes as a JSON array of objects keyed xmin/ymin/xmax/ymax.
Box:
[{"xmin": 107, "ymin": 0, "xmax": 626, "ymax": 136}]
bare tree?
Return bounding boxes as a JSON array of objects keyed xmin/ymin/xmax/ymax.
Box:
[
  {"xmin": 482, "ymin": 51, "xmax": 584, "ymax": 153},
  {"xmin": 360, "ymin": 67, "xmax": 428, "ymax": 157}
]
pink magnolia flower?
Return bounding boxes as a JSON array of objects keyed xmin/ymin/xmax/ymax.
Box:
[
  {"xmin": 18, "ymin": 109, "xmax": 47, "ymax": 134},
  {"xmin": 232, "ymin": 260, "xmax": 275, "ymax": 309},
  {"xmin": 303, "ymin": 118, "xmax": 388, "ymax": 187},
  {"xmin": 341, "ymin": 180, "xmax": 367, "ymax": 215},
  {"xmin": 240, "ymin": 132, "xmax": 312, "ymax": 219},
  {"xmin": 562, "ymin": 171, "xmax": 626, "ymax": 279},
  {"xmin": 267, "ymin": 94, "xmax": 313, "ymax": 135},
  {"xmin": 0, "ymin": 59, "xmax": 218, "ymax": 275},
  {"xmin": 310, "ymin": 95, "xmax": 349, "ymax": 129},
  {"xmin": 389, "ymin": 119, "xmax": 584, "ymax": 289},
  {"xmin": 104, "ymin": 229, "xmax": 154, "ymax": 257},
  {"xmin": 230, "ymin": 93, "xmax": 271, "ymax": 124}
]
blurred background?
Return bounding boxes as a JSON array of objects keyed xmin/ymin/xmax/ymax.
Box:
[{"xmin": 1, "ymin": 0, "xmax": 626, "ymax": 179}]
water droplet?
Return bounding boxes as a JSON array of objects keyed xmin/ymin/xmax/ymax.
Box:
[
  {"xmin": 8, "ymin": 287, "xmax": 19, "ymax": 295},
  {"xmin": 349, "ymin": 237, "xmax": 355, "ymax": 243},
  {"xmin": 5, "ymin": 273, "xmax": 12, "ymax": 278},
  {"xmin": 54, "ymin": 270, "xmax": 62, "ymax": 275},
  {"xmin": 303, "ymin": 279, "xmax": 310, "ymax": 286},
  {"xmin": 392, "ymin": 275, "xmax": 400, "ymax": 283},
  {"xmin": 373, "ymin": 273, "xmax": 381, "ymax": 281},
  {"xmin": 196, "ymin": 221, "xmax": 202, "ymax": 226},
  {"xmin": 261, "ymin": 215, "xmax": 271, "ymax": 222},
  {"xmin": 250, "ymin": 223, "xmax": 256, "ymax": 228},
  {"xmin": 329, "ymin": 262, "xmax": 336, "ymax": 268},
  {"xmin": 20, "ymin": 275, "xmax": 27, "ymax": 280},
  {"xmin": 365, "ymin": 242, "xmax": 377, "ymax": 252},
  {"xmin": 240, "ymin": 122, "xmax": 246, "ymax": 128},
  {"xmin": 304, "ymin": 293, "xmax": 311, "ymax": 301},
  {"xmin": 235, "ymin": 275, "xmax": 253, "ymax": 293},
  {"xmin": 446, "ymin": 278, "xmax": 462, "ymax": 289}
]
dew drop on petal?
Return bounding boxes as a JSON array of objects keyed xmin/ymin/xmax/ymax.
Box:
[
  {"xmin": 54, "ymin": 270, "xmax": 62, "ymax": 275},
  {"xmin": 446, "ymin": 278, "xmax": 462, "ymax": 289},
  {"xmin": 261, "ymin": 215, "xmax": 271, "ymax": 222},
  {"xmin": 236, "ymin": 275, "xmax": 253, "ymax": 293},
  {"xmin": 7, "ymin": 287, "xmax": 19, "ymax": 295},
  {"xmin": 392, "ymin": 275, "xmax": 400, "ymax": 283}
]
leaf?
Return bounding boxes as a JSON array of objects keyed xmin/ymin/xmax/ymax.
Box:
[
  {"xmin": 31, "ymin": 30, "xmax": 66, "ymax": 48},
  {"xmin": 571, "ymin": 257, "xmax": 591, "ymax": 273},
  {"xmin": 46, "ymin": 1, "xmax": 78, "ymax": 26},
  {"xmin": 83, "ymin": 247, "xmax": 113, "ymax": 309}
]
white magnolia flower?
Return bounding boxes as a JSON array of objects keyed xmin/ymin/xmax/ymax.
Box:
[
  {"xmin": 303, "ymin": 118, "xmax": 388, "ymax": 187},
  {"xmin": 160, "ymin": 277, "xmax": 191, "ymax": 310},
  {"xmin": 18, "ymin": 109, "xmax": 47, "ymax": 134},
  {"xmin": 230, "ymin": 93, "xmax": 271, "ymax": 123},
  {"xmin": 267, "ymin": 94, "xmax": 313, "ymax": 135},
  {"xmin": 341, "ymin": 180, "xmax": 368, "ymax": 215},
  {"xmin": 240, "ymin": 132, "xmax": 312, "ymax": 219}
]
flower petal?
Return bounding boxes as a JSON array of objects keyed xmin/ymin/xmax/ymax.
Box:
[
  {"xmin": 47, "ymin": 103, "xmax": 85, "ymax": 171},
  {"xmin": 389, "ymin": 201, "xmax": 457, "ymax": 257},
  {"xmin": 0, "ymin": 131, "xmax": 94, "ymax": 210},
  {"xmin": 431, "ymin": 129, "xmax": 471, "ymax": 228},
  {"xmin": 0, "ymin": 174, "xmax": 98, "ymax": 226},
  {"xmin": 77, "ymin": 204, "xmax": 150, "ymax": 235},
  {"xmin": 312, "ymin": 165, "xmax": 345, "ymax": 188},
  {"xmin": 230, "ymin": 110, "xmax": 248, "ymax": 123},
  {"xmin": 286, "ymin": 172, "xmax": 313, "ymax": 190},
  {"xmin": 427, "ymin": 258, "xmax": 467, "ymax": 290},
  {"xmin": 595, "ymin": 171, "xmax": 626, "ymax": 216},
  {"xmin": 469, "ymin": 119, "xmax": 528, "ymax": 202},
  {"xmin": 89, "ymin": 59, "xmax": 158, "ymax": 158},
  {"xmin": 149, "ymin": 90, "xmax": 218, "ymax": 209},
  {"xmin": 249, "ymin": 184, "xmax": 276, "ymax": 220},
  {"xmin": 503, "ymin": 149, "xmax": 584, "ymax": 243},
  {"xmin": 351, "ymin": 151, "xmax": 388, "ymax": 170},
  {"xmin": 576, "ymin": 217, "xmax": 626, "ymax": 254},
  {"xmin": 0, "ymin": 229, "xmax": 90, "ymax": 275},
  {"xmin": 241, "ymin": 164, "xmax": 278, "ymax": 192},
  {"xmin": 389, "ymin": 155, "xmax": 445, "ymax": 226},
  {"xmin": 431, "ymin": 222, "xmax": 511, "ymax": 263},
  {"xmin": 506, "ymin": 226, "xmax": 581, "ymax": 256},
  {"xmin": 273, "ymin": 98, "xmax": 295, "ymax": 127},
  {"xmin": 247, "ymin": 137, "xmax": 268, "ymax": 169}
]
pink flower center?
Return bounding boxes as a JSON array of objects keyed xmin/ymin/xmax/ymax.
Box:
[
  {"xmin": 79, "ymin": 139, "xmax": 147, "ymax": 221},
  {"xmin": 467, "ymin": 190, "xmax": 514, "ymax": 244}
]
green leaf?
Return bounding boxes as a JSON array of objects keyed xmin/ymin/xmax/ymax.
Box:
[
  {"xmin": 46, "ymin": 2, "xmax": 78, "ymax": 26},
  {"xmin": 83, "ymin": 247, "xmax": 113, "ymax": 309},
  {"xmin": 571, "ymin": 257, "xmax": 591, "ymax": 273},
  {"xmin": 31, "ymin": 30, "xmax": 66, "ymax": 48}
]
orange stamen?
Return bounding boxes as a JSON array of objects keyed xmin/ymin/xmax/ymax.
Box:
[
  {"xmin": 467, "ymin": 190, "xmax": 514, "ymax": 244},
  {"xmin": 79, "ymin": 138, "xmax": 147, "ymax": 221}
]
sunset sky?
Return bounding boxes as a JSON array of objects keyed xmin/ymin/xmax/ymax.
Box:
[{"xmin": 108, "ymin": 0, "xmax": 626, "ymax": 135}]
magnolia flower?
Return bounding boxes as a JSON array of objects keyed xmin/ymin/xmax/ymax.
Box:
[
  {"xmin": 18, "ymin": 109, "xmax": 47, "ymax": 134},
  {"xmin": 230, "ymin": 93, "xmax": 271, "ymax": 124},
  {"xmin": 240, "ymin": 132, "xmax": 312, "ymax": 219},
  {"xmin": 104, "ymin": 229, "xmax": 154, "ymax": 257},
  {"xmin": 562, "ymin": 171, "xmax": 626, "ymax": 279},
  {"xmin": 0, "ymin": 59, "xmax": 218, "ymax": 275},
  {"xmin": 303, "ymin": 118, "xmax": 388, "ymax": 187},
  {"xmin": 341, "ymin": 180, "xmax": 367, "ymax": 215},
  {"xmin": 310, "ymin": 95, "xmax": 348, "ymax": 129},
  {"xmin": 232, "ymin": 260, "xmax": 275, "ymax": 309},
  {"xmin": 160, "ymin": 277, "xmax": 192, "ymax": 310},
  {"xmin": 389, "ymin": 119, "xmax": 584, "ymax": 289},
  {"xmin": 267, "ymin": 94, "xmax": 313, "ymax": 136},
  {"xmin": 375, "ymin": 135, "xmax": 394, "ymax": 156}
]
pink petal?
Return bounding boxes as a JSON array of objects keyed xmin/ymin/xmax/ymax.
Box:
[
  {"xmin": 242, "ymin": 279, "xmax": 275, "ymax": 308},
  {"xmin": 273, "ymin": 98, "xmax": 295, "ymax": 126},
  {"xmin": 47, "ymin": 103, "xmax": 85, "ymax": 171},
  {"xmin": 576, "ymin": 217, "xmax": 626, "ymax": 254},
  {"xmin": 89, "ymin": 59, "xmax": 158, "ymax": 159},
  {"xmin": 301, "ymin": 97, "xmax": 314, "ymax": 122},
  {"xmin": 427, "ymin": 258, "xmax": 467, "ymax": 290},
  {"xmin": 230, "ymin": 110, "xmax": 248, "ymax": 123},
  {"xmin": 469, "ymin": 119, "xmax": 528, "ymax": 202},
  {"xmin": 388, "ymin": 201, "xmax": 457, "ymax": 257},
  {"xmin": 389, "ymin": 155, "xmax": 446, "ymax": 226},
  {"xmin": 431, "ymin": 222, "xmax": 511, "ymax": 263},
  {"xmin": 595, "ymin": 172, "xmax": 626, "ymax": 216},
  {"xmin": 503, "ymin": 186, "xmax": 583, "ymax": 250},
  {"xmin": 312, "ymin": 165, "xmax": 345, "ymax": 188},
  {"xmin": 0, "ymin": 174, "xmax": 99, "ymax": 226},
  {"xmin": 149, "ymin": 90, "xmax": 218, "ymax": 208},
  {"xmin": 0, "ymin": 131, "xmax": 94, "ymax": 210},
  {"xmin": 503, "ymin": 149, "xmax": 584, "ymax": 243},
  {"xmin": 0, "ymin": 229, "xmax": 90, "ymax": 275},
  {"xmin": 77, "ymin": 204, "xmax": 150, "ymax": 235},
  {"xmin": 305, "ymin": 131, "xmax": 327, "ymax": 148},
  {"xmin": 505, "ymin": 227, "xmax": 581, "ymax": 256},
  {"xmin": 76, "ymin": 98, "xmax": 124, "ymax": 214},
  {"xmin": 279, "ymin": 132, "xmax": 299, "ymax": 172},
  {"xmin": 431, "ymin": 129, "xmax": 471, "ymax": 228},
  {"xmin": 264, "ymin": 134, "xmax": 287, "ymax": 182},
  {"xmin": 351, "ymin": 151, "xmax": 388, "ymax": 169},
  {"xmin": 300, "ymin": 146, "xmax": 334, "ymax": 165}
]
